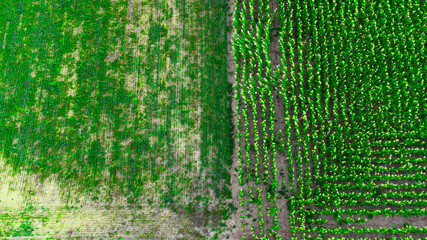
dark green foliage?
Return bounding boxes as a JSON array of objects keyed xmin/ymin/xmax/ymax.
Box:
[
  {"xmin": 87, "ymin": 139, "xmax": 105, "ymax": 172},
  {"xmin": 148, "ymin": 22, "xmax": 168, "ymax": 41},
  {"xmin": 163, "ymin": 38, "xmax": 171, "ymax": 52},
  {"xmin": 220, "ymin": 205, "xmax": 232, "ymax": 221},
  {"xmin": 372, "ymin": 189, "xmax": 382, "ymax": 199},
  {"xmin": 169, "ymin": 49, "xmax": 179, "ymax": 63},
  {"xmin": 187, "ymin": 63, "xmax": 199, "ymax": 80},
  {"xmin": 306, "ymin": 210, "xmax": 319, "ymax": 229},
  {"xmin": 333, "ymin": 211, "xmax": 341, "ymax": 221},
  {"xmin": 222, "ymin": 186, "xmax": 232, "ymax": 199},
  {"xmin": 266, "ymin": 184, "xmax": 275, "ymax": 197},
  {"xmin": 0, "ymin": 126, "xmax": 14, "ymax": 152},
  {"xmin": 248, "ymin": 192, "xmax": 257, "ymax": 203},
  {"xmin": 56, "ymin": 100, "xmax": 68, "ymax": 115},
  {"xmin": 228, "ymin": 202, "xmax": 238, "ymax": 214},
  {"xmin": 123, "ymin": 193, "xmax": 136, "ymax": 208},
  {"xmin": 130, "ymin": 136, "xmax": 151, "ymax": 155},
  {"xmin": 116, "ymin": 89, "xmax": 132, "ymax": 103},
  {"xmin": 247, "ymin": 143, "xmax": 256, "ymax": 152},
  {"xmin": 213, "ymin": 168, "xmax": 230, "ymax": 181},
  {"xmin": 286, "ymin": 198, "xmax": 294, "ymax": 211},
  {"xmin": 150, "ymin": 157, "xmax": 159, "ymax": 182},
  {"xmin": 306, "ymin": 211, "xmax": 314, "ymax": 221},
  {"xmin": 98, "ymin": 79, "xmax": 111, "ymax": 93}
]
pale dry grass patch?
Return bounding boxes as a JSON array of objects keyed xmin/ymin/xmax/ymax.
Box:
[{"xmin": 0, "ymin": 153, "xmax": 202, "ymax": 239}]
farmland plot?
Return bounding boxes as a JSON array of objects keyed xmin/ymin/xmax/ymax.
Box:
[{"xmin": 0, "ymin": 0, "xmax": 234, "ymax": 238}]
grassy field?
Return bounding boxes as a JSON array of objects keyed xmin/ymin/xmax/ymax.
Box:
[{"xmin": 0, "ymin": 0, "xmax": 234, "ymax": 238}]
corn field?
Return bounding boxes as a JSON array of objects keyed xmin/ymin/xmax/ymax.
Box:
[{"xmin": 232, "ymin": 0, "xmax": 426, "ymax": 239}]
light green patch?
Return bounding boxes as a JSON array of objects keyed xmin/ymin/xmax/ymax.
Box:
[{"xmin": 0, "ymin": 154, "xmax": 210, "ymax": 238}]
